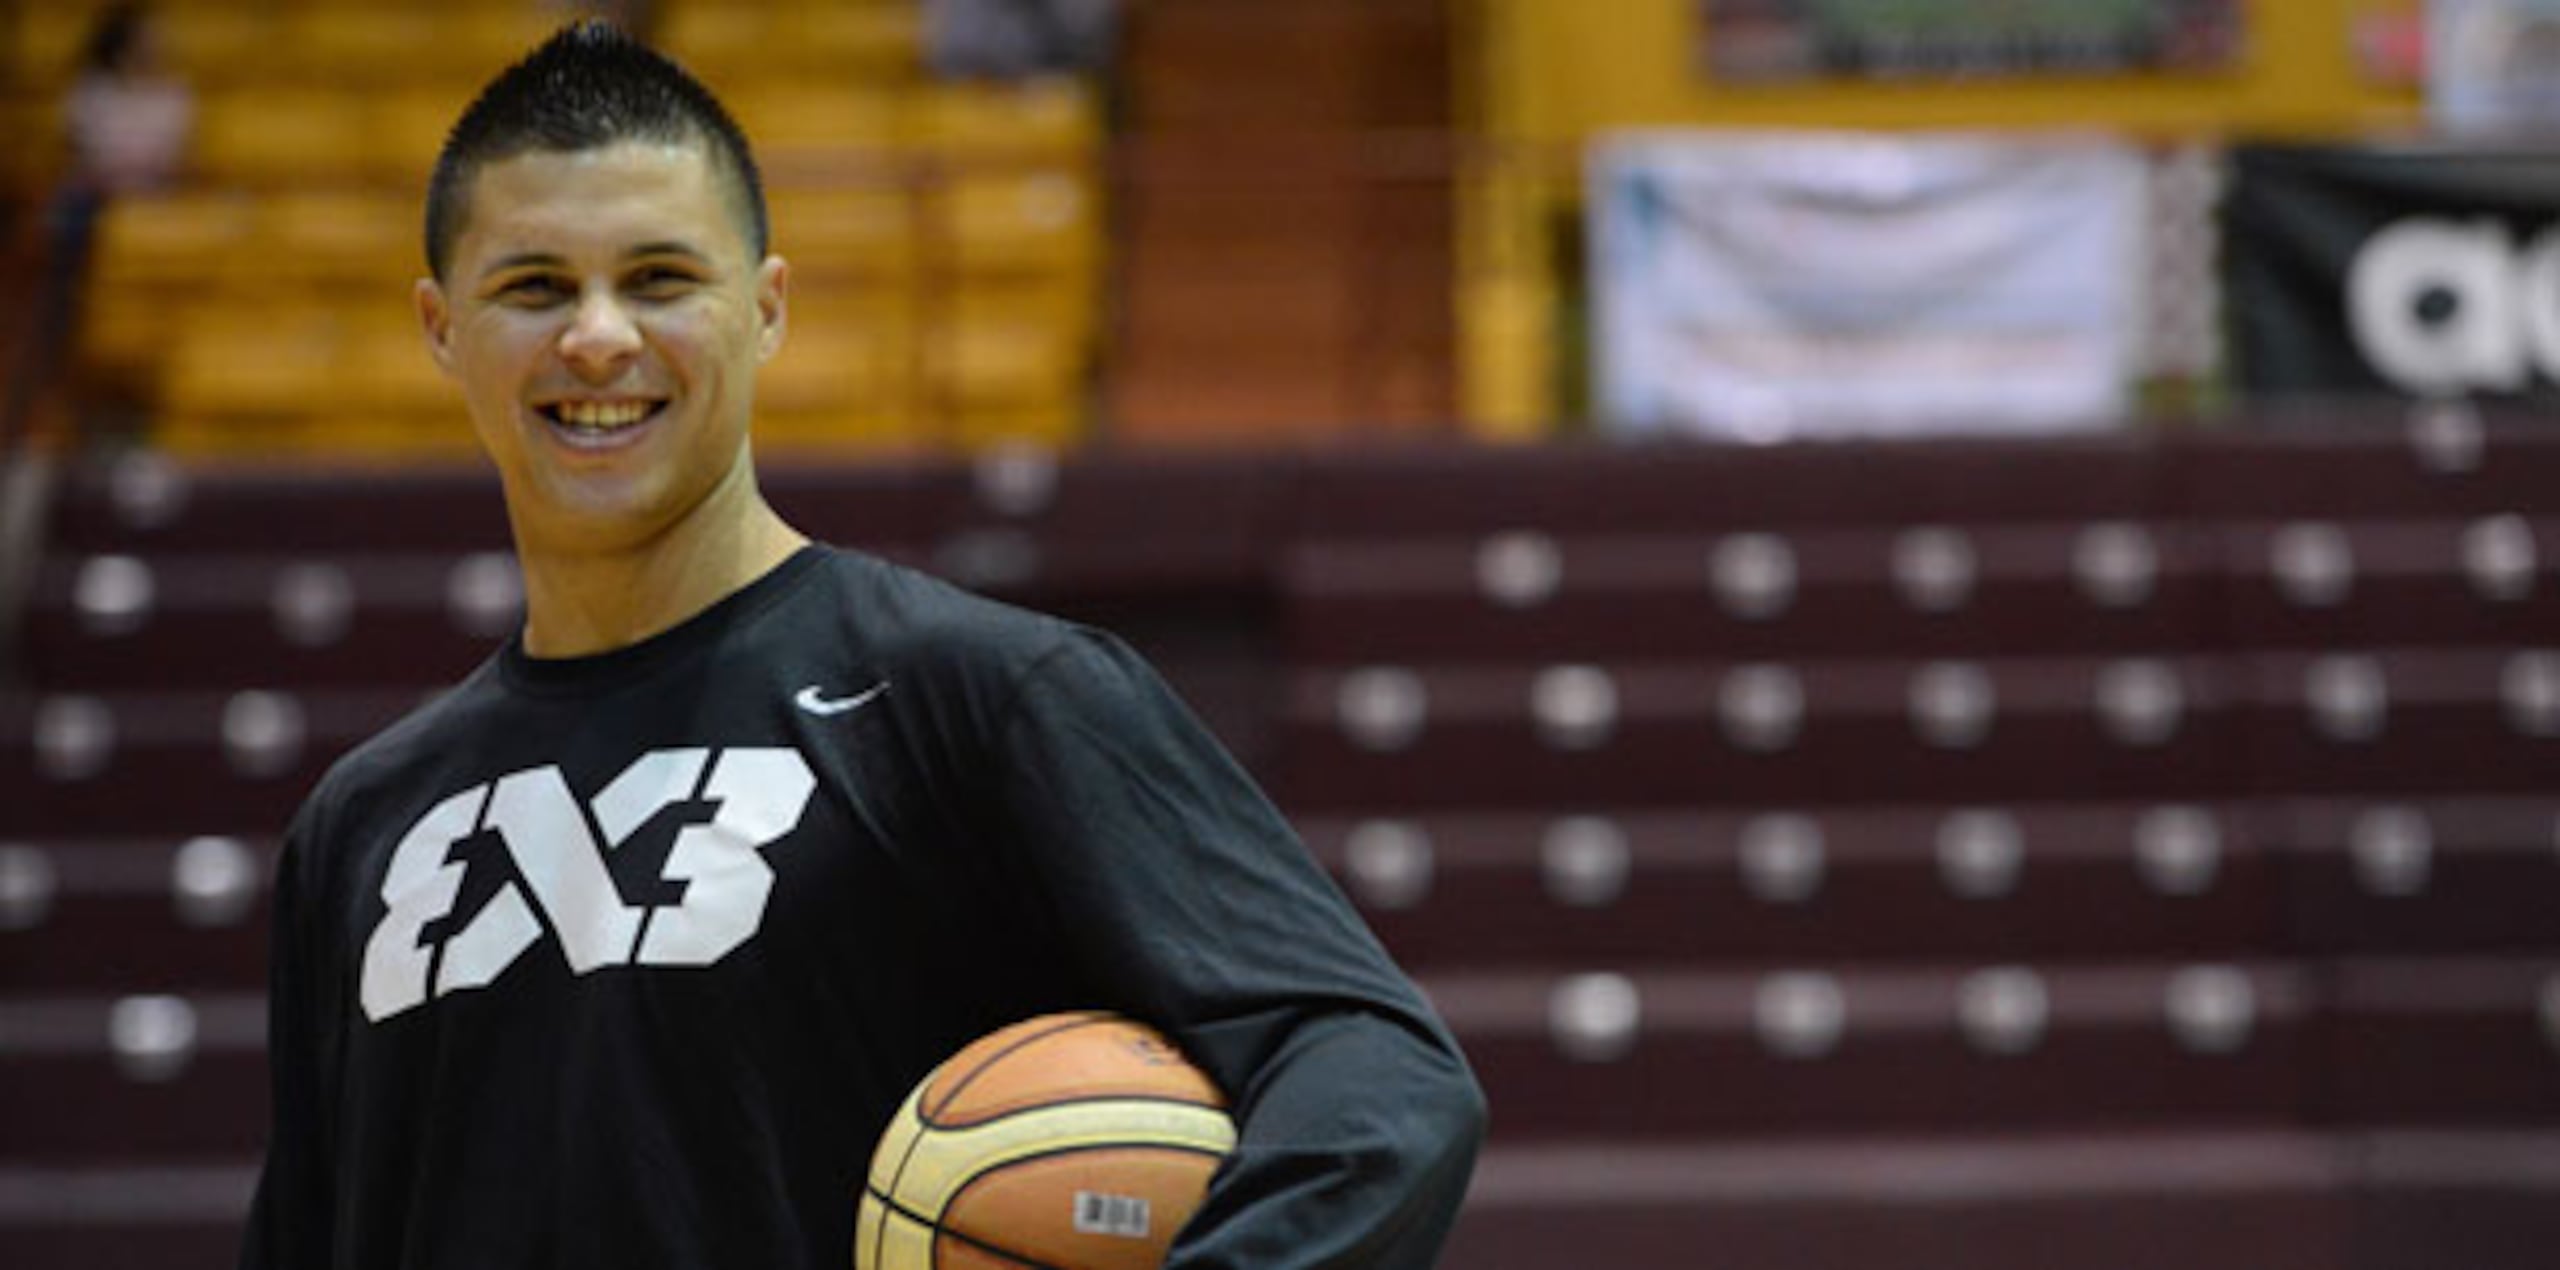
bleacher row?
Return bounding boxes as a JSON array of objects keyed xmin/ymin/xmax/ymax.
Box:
[
  {"xmin": 4, "ymin": 411, "xmax": 2557, "ymax": 1267},
  {"xmin": 5, "ymin": 2, "xmax": 922, "ymax": 93},
  {"xmin": 8, "ymin": 0, "xmax": 1104, "ymax": 458}
]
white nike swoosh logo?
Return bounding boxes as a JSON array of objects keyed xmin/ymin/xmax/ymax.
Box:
[{"xmin": 795, "ymin": 682, "xmax": 889, "ymax": 717}]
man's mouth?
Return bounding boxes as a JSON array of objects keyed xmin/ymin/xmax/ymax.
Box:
[{"xmin": 535, "ymin": 398, "xmax": 666, "ymax": 442}]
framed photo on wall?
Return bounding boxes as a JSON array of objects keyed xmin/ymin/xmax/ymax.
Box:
[{"xmin": 1701, "ymin": 0, "xmax": 2246, "ymax": 82}]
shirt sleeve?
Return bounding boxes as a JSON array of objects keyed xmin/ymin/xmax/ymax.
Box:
[
  {"xmin": 988, "ymin": 630, "xmax": 1487, "ymax": 1270},
  {"xmin": 237, "ymin": 816, "xmax": 336, "ymax": 1269}
]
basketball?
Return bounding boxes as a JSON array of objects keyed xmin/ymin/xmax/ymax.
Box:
[{"xmin": 856, "ymin": 1011, "xmax": 1237, "ymax": 1270}]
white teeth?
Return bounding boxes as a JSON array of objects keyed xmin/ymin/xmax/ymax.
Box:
[{"xmin": 554, "ymin": 401, "xmax": 651, "ymax": 429}]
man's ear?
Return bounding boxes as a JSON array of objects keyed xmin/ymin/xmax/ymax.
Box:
[
  {"xmin": 756, "ymin": 255, "xmax": 789, "ymax": 363},
  {"xmin": 416, "ymin": 276, "xmax": 458, "ymax": 376}
]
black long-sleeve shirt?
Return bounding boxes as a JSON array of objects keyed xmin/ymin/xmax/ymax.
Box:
[{"xmin": 239, "ymin": 544, "xmax": 1484, "ymax": 1269}]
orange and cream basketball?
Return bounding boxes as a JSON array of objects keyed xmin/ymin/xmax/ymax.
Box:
[{"xmin": 856, "ymin": 1012, "xmax": 1237, "ymax": 1270}]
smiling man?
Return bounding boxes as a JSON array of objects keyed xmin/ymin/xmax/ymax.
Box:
[
  {"xmin": 417, "ymin": 30, "xmax": 798, "ymax": 651},
  {"xmin": 237, "ymin": 20, "xmax": 1483, "ymax": 1270}
]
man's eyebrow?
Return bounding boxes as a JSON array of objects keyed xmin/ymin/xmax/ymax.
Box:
[
  {"xmin": 477, "ymin": 251, "xmax": 567, "ymax": 280},
  {"xmin": 474, "ymin": 243, "xmax": 715, "ymax": 282},
  {"xmin": 626, "ymin": 241, "xmax": 714, "ymax": 264}
]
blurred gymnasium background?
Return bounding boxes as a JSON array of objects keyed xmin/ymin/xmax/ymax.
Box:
[{"xmin": 2, "ymin": 1, "xmax": 2557, "ymax": 1267}]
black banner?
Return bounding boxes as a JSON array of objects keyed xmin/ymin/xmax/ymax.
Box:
[{"xmin": 2227, "ymin": 143, "xmax": 2560, "ymax": 402}]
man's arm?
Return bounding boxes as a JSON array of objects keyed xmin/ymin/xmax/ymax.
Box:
[
  {"xmin": 1162, "ymin": 1004, "xmax": 1485, "ymax": 1268},
  {"xmin": 990, "ymin": 631, "xmax": 1487, "ymax": 1269}
]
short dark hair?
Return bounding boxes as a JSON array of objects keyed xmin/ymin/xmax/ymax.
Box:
[
  {"xmin": 423, "ymin": 19, "xmax": 768, "ymax": 280},
  {"xmin": 80, "ymin": 2, "xmax": 149, "ymax": 75}
]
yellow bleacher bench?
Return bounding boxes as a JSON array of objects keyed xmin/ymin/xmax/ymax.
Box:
[
  {"xmin": 936, "ymin": 168, "xmax": 1101, "ymax": 279},
  {"xmin": 195, "ymin": 89, "xmax": 371, "ymax": 186},
  {"xmin": 769, "ymin": 183, "xmax": 920, "ymax": 283},
  {"xmin": 909, "ymin": 80, "xmax": 1100, "ymax": 167}
]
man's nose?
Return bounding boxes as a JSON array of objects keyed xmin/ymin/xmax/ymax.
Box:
[{"xmin": 558, "ymin": 287, "xmax": 642, "ymax": 377}]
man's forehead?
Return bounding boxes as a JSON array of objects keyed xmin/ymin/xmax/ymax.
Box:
[
  {"xmin": 454, "ymin": 139, "xmax": 750, "ymax": 262},
  {"xmin": 467, "ymin": 139, "xmax": 721, "ymax": 210}
]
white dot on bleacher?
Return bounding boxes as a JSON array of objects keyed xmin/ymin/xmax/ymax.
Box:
[
  {"xmin": 1336, "ymin": 667, "xmax": 1427, "ymax": 752},
  {"xmin": 172, "ymin": 836, "xmax": 259, "ymax": 929},
  {"xmin": 2503, "ymin": 651, "xmax": 2560, "ymax": 738},
  {"xmin": 2350, "ymin": 805, "xmax": 2434, "ymax": 898},
  {"xmin": 2072, "ymin": 522, "xmax": 2158, "ymax": 609},
  {"xmin": 972, "ymin": 442, "xmax": 1059, "ymax": 517},
  {"xmin": 34, "ymin": 695, "xmax": 115, "ymax": 782},
  {"xmin": 2461, "ymin": 514, "xmax": 2539, "ymax": 603},
  {"xmin": 1709, "ymin": 533, "xmax": 1797, "ymax": 621},
  {"xmin": 1341, "ymin": 820, "xmax": 1434, "ymax": 911},
  {"xmin": 1717, "ymin": 663, "xmax": 1805, "ymax": 752},
  {"xmin": 2305, "ymin": 655, "xmax": 2388, "ymax": 742},
  {"xmin": 2271, "ymin": 522, "xmax": 2355, "ymax": 608},
  {"xmin": 1016, "ymin": 175, "xmax": 1082, "ymax": 231},
  {"xmin": 109, "ymin": 995, "xmax": 198, "ymax": 1083},
  {"xmin": 445, "ymin": 552, "xmax": 525, "ymax": 638},
  {"xmin": 1540, "ymin": 816, "xmax": 1630, "ymax": 908},
  {"xmin": 1891, "ymin": 526, "xmax": 1976, "ymax": 613},
  {"xmin": 222, "ymin": 691, "xmax": 307, "ymax": 779},
  {"xmin": 0, "ymin": 844, "xmax": 58, "ymax": 931},
  {"xmin": 106, "ymin": 450, "xmax": 188, "ymax": 530},
  {"xmin": 72, "ymin": 555, "xmax": 155, "ymax": 637},
  {"xmin": 1910, "ymin": 661, "xmax": 1996, "ymax": 749},
  {"xmin": 271, "ymin": 562, "xmax": 356, "ymax": 648},
  {"xmin": 1531, "ymin": 665, "xmax": 1618, "ymax": 751},
  {"xmin": 1936, "ymin": 809, "xmax": 2025, "ymax": 900},
  {"xmin": 2134, "ymin": 805, "xmax": 2223, "ymax": 897},
  {"xmin": 2408, "ymin": 398, "xmax": 2485, "ymax": 475},
  {"xmin": 1738, "ymin": 813, "xmax": 1826, "ymax": 904},
  {"xmin": 2164, "ymin": 965, "xmax": 2255, "ymax": 1055},
  {"xmin": 1475, "ymin": 529, "xmax": 1562, "ymax": 609},
  {"xmin": 1548, "ymin": 972, "xmax": 1642, "ymax": 1063},
  {"xmin": 1755, "ymin": 971, "xmax": 1846, "ymax": 1060},
  {"xmin": 1959, "ymin": 966, "xmax": 2049, "ymax": 1057},
  {"xmin": 935, "ymin": 528, "xmax": 1041, "ymax": 590},
  {"xmin": 2095, "ymin": 658, "xmax": 2185, "ymax": 747}
]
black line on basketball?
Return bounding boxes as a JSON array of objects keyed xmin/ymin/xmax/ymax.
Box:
[
  {"xmin": 881, "ymin": 1012, "xmax": 1110, "ymax": 1270},
  {"xmin": 865, "ymin": 1181, "xmax": 1070, "ymax": 1270},
  {"xmin": 921, "ymin": 1012, "xmax": 1115, "ymax": 1122},
  {"xmin": 939, "ymin": 1091, "xmax": 1226, "ymax": 1134},
  {"xmin": 867, "ymin": 1140, "xmax": 1230, "ymax": 1270}
]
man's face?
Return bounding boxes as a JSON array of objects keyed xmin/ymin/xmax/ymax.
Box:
[{"xmin": 418, "ymin": 139, "xmax": 785, "ymax": 551}]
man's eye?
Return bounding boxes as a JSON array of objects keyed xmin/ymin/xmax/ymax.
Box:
[
  {"xmin": 496, "ymin": 277, "xmax": 570, "ymax": 305},
  {"xmin": 628, "ymin": 267, "xmax": 700, "ymax": 297}
]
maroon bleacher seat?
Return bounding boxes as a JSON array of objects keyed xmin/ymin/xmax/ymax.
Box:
[
  {"xmin": 7, "ymin": 423, "xmax": 2558, "ymax": 1270},
  {"xmin": 1303, "ymin": 802, "xmax": 2286, "ymax": 968}
]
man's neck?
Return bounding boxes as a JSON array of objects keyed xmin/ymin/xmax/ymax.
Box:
[{"xmin": 510, "ymin": 473, "xmax": 808, "ymax": 660}]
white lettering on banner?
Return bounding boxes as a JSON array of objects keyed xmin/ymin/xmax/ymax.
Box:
[
  {"xmin": 2347, "ymin": 217, "xmax": 2560, "ymax": 394},
  {"xmin": 359, "ymin": 748, "xmax": 816, "ymax": 1023}
]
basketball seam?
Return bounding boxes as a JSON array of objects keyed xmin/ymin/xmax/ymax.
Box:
[
  {"xmin": 886, "ymin": 1098, "xmax": 1236, "ymax": 1219},
  {"xmin": 865, "ymin": 1180, "xmax": 1075, "ymax": 1270},
  {"xmin": 928, "ymin": 1091, "xmax": 1227, "ymax": 1131},
  {"xmin": 880, "ymin": 1012, "xmax": 1108, "ymax": 1270},
  {"xmin": 865, "ymin": 1141, "xmax": 1230, "ymax": 1270},
  {"xmin": 923, "ymin": 1012, "xmax": 1111, "ymax": 1121},
  {"xmin": 877, "ymin": 1084, "xmax": 940, "ymax": 1270}
]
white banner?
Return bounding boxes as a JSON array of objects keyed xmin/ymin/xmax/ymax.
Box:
[
  {"xmin": 1590, "ymin": 131, "xmax": 2146, "ymax": 441},
  {"xmin": 2428, "ymin": 0, "xmax": 2560, "ymax": 133}
]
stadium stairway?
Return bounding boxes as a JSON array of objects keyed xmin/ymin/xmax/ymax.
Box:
[{"xmin": 5, "ymin": 414, "xmax": 2560, "ymax": 1268}]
